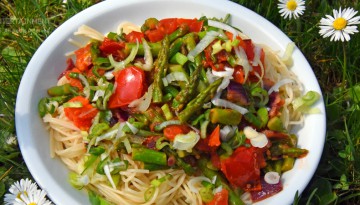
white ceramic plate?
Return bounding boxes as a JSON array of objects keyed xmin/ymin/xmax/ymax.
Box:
[{"xmin": 15, "ymin": 0, "xmax": 326, "ymax": 204}]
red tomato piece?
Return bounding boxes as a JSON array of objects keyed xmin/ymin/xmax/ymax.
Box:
[
  {"xmin": 206, "ymin": 189, "xmax": 229, "ymax": 205},
  {"xmin": 74, "ymin": 44, "xmax": 92, "ymax": 71},
  {"xmin": 64, "ymin": 96, "xmax": 98, "ymax": 131},
  {"xmin": 163, "ymin": 125, "xmax": 191, "ymax": 140},
  {"xmin": 220, "ymin": 146, "xmax": 265, "ymax": 191},
  {"xmin": 65, "ymin": 68, "xmax": 83, "ymax": 91},
  {"xmin": 108, "ymin": 66, "xmax": 146, "ymax": 109},
  {"xmin": 208, "ymin": 125, "xmax": 221, "ymax": 147},
  {"xmin": 99, "ymin": 37, "xmax": 125, "ymax": 57},
  {"xmin": 145, "ymin": 29, "xmax": 165, "ymax": 43},
  {"xmin": 233, "ymin": 66, "xmax": 245, "ymax": 84},
  {"xmin": 158, "ymin": 18, "xmax": 179, "ymax": 34},
  {"xmin": 176, "ymin": 18, "xmax": 203, "ymax": 32},
  {"xmin": 125, "ymin": 31, "xmax": 144, "ymax": 43}
]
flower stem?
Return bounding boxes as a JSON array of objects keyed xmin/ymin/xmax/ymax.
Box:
[{"xmin": 342, "ymin": 42, "xmax": 347, "ymax": 88}]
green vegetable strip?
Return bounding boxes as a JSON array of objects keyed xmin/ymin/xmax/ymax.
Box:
[
  {"xmin": 209, "ymin": 108, "xmax": 242, "ymax": 125},
  {"xmin": 47, "ymin": 83, "xmax": 78, "ymax": 96},
  {"xmin": 178, "ymin": 78, "xmax": 222, "ymax": 123},
  {"xmin": 152, "ymin": 36, "xmax": 170, "ymax": 103},
  {"xmin": 198, "ymin": 159, "xmax": 244, "ymax": 205},
  {"xmin": 132, "ymin": 147, "xmax": 167, "ymax": 166},
  {"xmin": 168, "ymin": 38, "xmax": 184, "ymax": 58}
]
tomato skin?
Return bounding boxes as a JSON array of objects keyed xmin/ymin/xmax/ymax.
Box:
[
  {"xmin": 125, "ymin": 31, "xmax": 144, "ymax": 43},
  {"xmin": 108, "ymin": 66, "xmax": 146, "ymax": 109},
  {"xmin": 176, "ymin": 18, "xmax": 203, "ymax": 32},
  {"xmin": 206, "ymin": 189, "xmax": 229, "ymax": 205},
  {"xmin": 65, "ymin": 68, "xmax": 83, "ymax": 91},
  {"xmin": 74, "ymin": 44, "xmax": 92, "ymax": 71},
  {"xmin": 220, "ymin": 146, "xmax": 265, "ymax": 191},
  {"xmin": 64, "ymin": 96, "xmax": 98, "ymax": 131},
  {"xmin": 163, "ymin": 125, "xmax": 191, "ymax": 140},
  {"xmin": 233, "ymin": 66, "xmax": 245, "ymax": 84},
  {"xmin": 99, "ymin": 37, "xmax": 125, "ymax": 57}
]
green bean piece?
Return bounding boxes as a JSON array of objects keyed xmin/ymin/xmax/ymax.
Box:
[
  {"xmin": 152, "ymin": 36, "xmax": 170, "ymax": 103},
  {"xmin": 132, "ymin": 147, "xmax": 167, "ymax": 166},
  {"xmin": 178, "ymin": 78, "xmax": 222, "ymax": 123},
  {"xmin": 47, "ymin": 83, "xmax": 78, "ymax": 97},
  {"xmin": 210, "ymin": 108, "xmax": 242, "ymax": 125},
  {"xmin": 281, "ymin": 157, "xmax": 295, "ymax": 172},
  {"xmin": 38, "ymin": 98, "xmax": 48, "ymax": 117},
  {"xmin": 198, "ymin": 159, "xmax": 244, "ymax": 205},
  {"xmin": 273, "ymin": 160, "xmax": 283, "ymax": 174}
]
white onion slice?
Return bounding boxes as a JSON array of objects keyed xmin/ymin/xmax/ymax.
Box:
[
  {"xmin": 213, "ymin": 185, "xmax": 223, "ymax": 194},
  {"xmin": 104, "ymin": 164, "xmax": 116, "ymax": 189},
  {"xmin": 243, "ymin": 126, "xmax": 259, "ymax": 139},
  {"xmin": 187, "ymin": 31, "xmax": 220, "ymax": 62},
  {"xmin": 240, "ymin": 192, "xmax": 253, "ymax": 205},
  {"xmin": 264, "ymin": 171, "xmax": 281, "ymax": 184},
  {"xmin": 125, "ymin": 121, "xmax": 138, "ymax": 134},
  {"xmin": 250, "ymin": 133, "xmax": 268, "ymax": 148},
  {"xmin": 92, "ymin": 90, "xmax": 105, "ymax": 102},
  {"xmin": 187, "ymin": 176, "xmax": 211, "ymax": 193},
  {"xmin": 252, "ymin": 45, "xmax": 262, "ymax": 66},
  {"xmin": 268, "ymin": 78, "xmax": 294, "ymax": 95},
  {"xmin": 128, "ymin": 84, "xmax": 153, "ymax": 112},
  {"xmin": 281, "ymin": 42, "xmax": 295, "ymax": 67},
  {"xmin": 135, "ymin": 38, "xmax": 153, "ymax": 71},
  {"xmin": 109, "ymin": 40, "xmax": 139, "ymax": 71},
  {"xmin": 211, "ymin": 98, "xmax": 249, "ymax": 115},
  {"xmin": 212, "ymin": 67, "xmax": 234, "ymax": 78},
  {"xmin": 208, "ymin": 20, "xmax": 238, "ymax": 40},
  {"xmin": 162, "ymin": 72, "xmax": 188, "ymax": 87},
  {"xmin": 234, "ymin": 46, "xmax": 252, "ymax": 81},
  {"xmin": 173, "ymin": 131, "xmax": 200, "ymax": 151}
]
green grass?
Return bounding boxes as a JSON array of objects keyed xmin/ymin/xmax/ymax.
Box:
[{"xmin": 1, "ymin": 0, "xmax": 360, "ymax": 204}]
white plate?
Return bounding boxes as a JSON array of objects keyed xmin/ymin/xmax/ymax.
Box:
[{"xmin": 15, "ymin": 0, "xmax": 326, "ymax": 204}]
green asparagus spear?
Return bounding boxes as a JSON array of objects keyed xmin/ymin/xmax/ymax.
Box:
[
  {"xmin": 178, "ymin": 78, "xmax": 222, "ymax": 123},
  {"xmin": 168, "ymin": 24, "xmax": 189, "ymax": 42},
  {"xmin": 163, "ymin": 147, "xmax": 195, "ymax": 175},
  {"xmin": 152, "ymin": 36, "xmax": 170, "ymax": 103}
]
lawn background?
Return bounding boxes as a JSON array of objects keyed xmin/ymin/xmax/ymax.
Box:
[{"xmin": 1, "ymin": 0, "xmax": 359, "ymax": 204}]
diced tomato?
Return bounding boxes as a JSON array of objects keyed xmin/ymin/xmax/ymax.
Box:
[
  {"xmin": 239, "ymin": 39, "xmax": 254, "ymax": 61},
  {"xmin": 250, "ymin": 178, "xmax": 283, "ymax": 202},
  {"xmin": 125, "ymin": 31, "xmax": 144, "ymax": 43},
  {"xmin": 108, "ymin": 66, "xmax": 146, "ymax": 109},
  {"xmin": 64, "ymin": 96, "xmax": 98, "ymax": 131},
  {"xmin": 233, "ymin": 66, "xmax": 245, "ymax": 84},
  {"xmin": 145, "ymin": 29, "xmax": 165, "ymax": 43},
  {"xmin": 220, "ymin": 146, "xmax": 266, "ymax": 191},
  {"xmin": 206, "ymin": 189, "xmax": 229, "ymax": 205},
  {"xmin": 158, "ymin": 18, "xmax": 179, "ymax": 35},
  {"xmin": 208, "ymin": 125, "xmax": 221, "ymax": 147},
  {"xmin": 65, "ymin": 68, "xmax": 83, "ymax": 91},
  {"xmin": 250, "ymin": 48, "xmax": 265, "ymax": 78},
  {"xmin": 145, "ymin": 18, "xmax": 203, "ymax": 42},
  {"xmin": 163, "ymin": 124, "xmax": 191, "ymax": 140},
  {"xmin": 99, "ymin": 37, "xmax": 125, "ymax": 57},
  {"xmin": 176, "ymin": 18, "xmax": 203, "ymax": 32},
  {"xmin": 210, "ymin": 152, "xmax": 221, "ymax": 169},
  {"xmin": 74, "ymin": 44, "xmax": 92, "ymax": 71}
]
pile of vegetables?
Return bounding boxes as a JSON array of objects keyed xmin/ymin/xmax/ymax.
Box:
[{"xmin": 38, "ymin": 15, "xmax": 319, "ymax": 205}]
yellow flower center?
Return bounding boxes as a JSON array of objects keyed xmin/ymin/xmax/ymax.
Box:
[
  {"xmin": 333, "ymin": 17, "xmax": 347, "ymax": 30},
  {"xmin": 286, "ymin": 0, "xmax": 297, "ymax": 11},
  {"xmin": 28, "ymin": 203, "xmax": 37, "ymax": 205}
]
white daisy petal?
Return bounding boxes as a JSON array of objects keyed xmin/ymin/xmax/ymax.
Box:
[
  {"xmin": 319, "ymin": 7, "xmax": 360, "ymax": 41},
  {"xmin": 278, "ymin": 0, "xmax": 306, "ymax": 20}
]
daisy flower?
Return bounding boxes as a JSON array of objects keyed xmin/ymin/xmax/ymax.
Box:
[
  {"xmin": 278, "ymin": 0, "xmax": 306, "ymax": 20},
  {"xmin": 4, "ymin": 178, "xmax": 52, "ymax": 205},
  {"xmin": 319, "ymin": 7, "xmax": 360, "ymax": 42}
]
